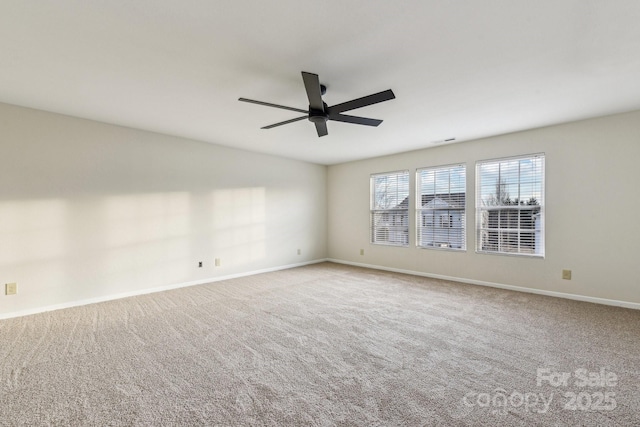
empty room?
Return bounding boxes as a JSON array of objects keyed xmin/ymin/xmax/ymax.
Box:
[{"xmin": 1, "ymin": 1, "xmax": 639, "ymax": 426}]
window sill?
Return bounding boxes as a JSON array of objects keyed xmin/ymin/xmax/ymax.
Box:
[{"xmin": 475, "ymin": 250, "xmax": 545, "ymax": 259}]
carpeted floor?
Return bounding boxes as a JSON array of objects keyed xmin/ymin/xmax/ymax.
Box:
[{"xmin": 1, "ymin": 262, "xmax": 639, "ymax": 426}]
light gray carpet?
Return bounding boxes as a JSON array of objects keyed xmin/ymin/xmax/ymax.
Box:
[{"xmin": 1, "ymin": 262, "xmax": 639, "ymax": 426}]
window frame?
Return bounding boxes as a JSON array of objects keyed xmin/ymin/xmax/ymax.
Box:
[
  {"xmin": 416, "ymin": 163, "xmax": 467, "ymax": 251},
  {"xmin": 475, "ymin": 153, "xmax": 545, "ymax": 258},
  {"xmin": 370, "ymin": 170, "xmax": 410, "ymax": 247}
]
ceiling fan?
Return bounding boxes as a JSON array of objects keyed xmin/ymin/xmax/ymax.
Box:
[{"xmin": 239, "ymin": 71, "xmax": 395, "ymax": 137}]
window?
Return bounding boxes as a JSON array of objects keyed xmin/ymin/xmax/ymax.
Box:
[
  {"xmin": 370, "ymin": 170, "xmax": 409, "ymax": 246},
  {"xmin": 416, "ymin": 164, "xmax": 466, "ymax": 250},
  {"xmin": 476, "ymin": 154, "xmax": 544, "ymax": 256}
]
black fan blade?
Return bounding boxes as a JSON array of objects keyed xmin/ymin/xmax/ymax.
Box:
[
  {"xmin": 328, "ymin": 89, "xmax": 395, "ymax": 114},
  {"xmin": 261, "ymin": 115, "xmax": 308, "ymax": 129},
  {"xmin": 315, "ymin": 121, "xmax": 328, "ymax": 137},
  {"xmin": 328, "ymin": 113, "xmax": 383, "ymax": 127},
  {"xmin": 301, "ymin": 72, "xmax": 325, "ymax": 111},
  {"xmin": 239, "ymin": 98, "xmax": 308, "ymax": 114}
]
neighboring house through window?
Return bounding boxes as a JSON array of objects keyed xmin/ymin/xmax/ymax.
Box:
[
  {"xmin": 416, "ymin": 164, "xmax": 466, "ymax": 250},
  {"xmin": 370, "ymin": 170, "xmax": 409, "ymax": 246},
  {"xmin": 476, "ymin": 154, "xmax": 545, "ymax": 256}
]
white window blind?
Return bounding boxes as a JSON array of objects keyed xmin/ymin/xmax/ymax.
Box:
[
  {"xmin": 476, "ymin": 154, "xmax": 544, "ymax": 256},
  {"xmin": 370, "ymin": 170, "xmax": 410, "ymax": 246},
  {"xmin": 417, "ymin": 164, "xmax": 466, "ymax": 250}
]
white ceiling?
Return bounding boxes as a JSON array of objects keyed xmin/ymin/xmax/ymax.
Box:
[{"xmin": 2, "ymin": 1, "xmax": 640, "ymax": 165}]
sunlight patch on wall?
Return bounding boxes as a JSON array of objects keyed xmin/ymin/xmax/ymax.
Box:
[
  {"xmin": 211, "ymin": 187, "xmax": 267, "ymax": 266},
  {"xmin": 103, "ymin": 192, "xmax": 191, "ymax": 247},
  {"xmin": 98, "ymin": 192, "xmax": 194, "ymax": 290},
  {"xmin": 0, "ymin": 199, "xmax": 68, "ymax": 265}
]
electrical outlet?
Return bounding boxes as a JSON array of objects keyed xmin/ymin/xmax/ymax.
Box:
[
  {"xmin": 198, "ymin": 261, "xmax": 203, "ymax": 268},
  {"xmin": 5, "ymin": 283, "xmax": 17, "ymax": 295},
  {"xmin": 360, "ymin": 249, "xmax": 364, "ymax": 256},
  {"xmin": 562, "ymin": 269, "xmax": 572, "ymax": 280},
  {"xmin": 215, "ymin": 258, "xmax": 221, "ymax": 267},
  {"xmin": 297, "ymin": 249, "xmax": 301, "ymax": 255}
]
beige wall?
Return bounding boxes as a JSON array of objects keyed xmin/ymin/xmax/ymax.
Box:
[
  {"xmin": 328, "ymin": 110, "xmax": 640, "ymax": 305},
  {"xmin": 3, "ymin": 102, "xmax": 638, "ymax": 317},
  {"xmin": 0, "ymin": 103, "xmax": 327, "ymax": 317}
]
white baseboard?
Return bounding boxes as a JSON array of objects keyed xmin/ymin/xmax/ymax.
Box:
[
  {"xmin": 0, "ymin": 259, "xmax": 329, "ymax": 320},
  {"xmin": 5, "ymin": 257, "xmax": 636, "ymax": 320},
  {"xmin": 327, "ymin": 258, "xmax": 640, "ymax": 310}
]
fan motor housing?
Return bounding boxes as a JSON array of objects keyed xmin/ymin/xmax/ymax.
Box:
[
  {"xmin": 308, "ymin": 103, "xmax": 328, "ymax": 123},
  {"xmin": 309, "ymin": 109, "xmax": 328, "ymax": 123}
]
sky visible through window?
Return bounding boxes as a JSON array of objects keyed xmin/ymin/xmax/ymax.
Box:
[
  {"xmin": 478, "ymin": 157, "xmax": 543, "ymax": 206},
  {"xmin": 372, "ymin": 172, "xmax": 409, "ymax": 209},
  {"xmin": 420, "ymin": 165, "xmax": 465, "ymax": 197}
]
